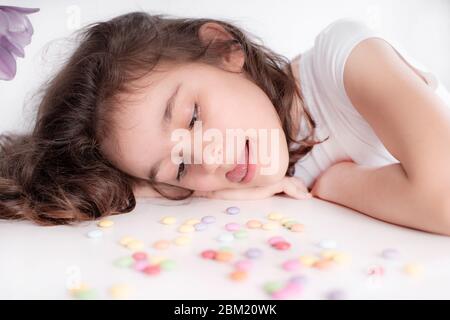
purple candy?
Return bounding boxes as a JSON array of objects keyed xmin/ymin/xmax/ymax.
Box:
[
  {"xmin": 194, "ymin": 222, "xmax": 207, "ymax": 231},
  {"xmin": 245, "ymin": 248, "xmax": 262, "ymax": 259},
  {"xmin": 201, "ymin": 216, "xmax": 216, "ymax": 224},
  {"xmin": 226, "ymin": 206, "xmax": 240, "ymax": 215},
  {"xmin": 325, "ymin": 289, "xmax": 346, "ymax": 300},
  {"xmin": 289, "ymin": 275, "xmax": 308, "ymax": 285},
  {"xmin": 381, "ymin": 248, "xmax": 400, "ymax": 260}
]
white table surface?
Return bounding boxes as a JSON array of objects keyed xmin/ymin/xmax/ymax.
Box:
[{"xmin": 1, "ymin": 195, "xmax": 450, "ymax": 300}]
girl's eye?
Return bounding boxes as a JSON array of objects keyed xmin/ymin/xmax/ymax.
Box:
[
  {"xmin": 178, "ymin": 104, "xmax": 198, "ymax": 181},
  {"xmin": 176, "ymin": 161, "xmax": 186, "ymax": 181},
  {"xmin": 188, "ymin": 104, "xmax": 199, "ymax": 129}
]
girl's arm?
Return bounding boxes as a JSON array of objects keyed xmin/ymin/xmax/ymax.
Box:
[
  {"xmin": 312, "ymin": 37, "xmax": 450, "ymax": 236},
  {"xmin": 311, "ymin": 161, "xmax": 450, "ymax": 235}
]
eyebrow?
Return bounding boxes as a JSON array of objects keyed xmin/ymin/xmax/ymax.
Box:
[{"xmin": 148, "ymin": 82, "xmax": 182, "ymax": 181}]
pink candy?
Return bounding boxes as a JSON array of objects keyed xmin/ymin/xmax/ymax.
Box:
[
  {"xmin": 234, "ymin": 259, "xmax": 253, "ymax": 271},
  {"xmin": 225, "ymin": 223, "xmax": 241, "ymax": 232},
  {"xmin": 133, "ymin": 260, "xmax": 149, "ymax": 271},
  {"xmin": 268, "ymin": 236, "xmax": 286, "ymax": 245},
  {"xmin": 282, "ymin": 259, "xmax": 301, "ymax": 271}
]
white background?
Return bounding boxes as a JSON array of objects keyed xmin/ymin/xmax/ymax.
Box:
[{"xmin": 1, "ymin": 0, "xmax": 450, "ymax": 300}]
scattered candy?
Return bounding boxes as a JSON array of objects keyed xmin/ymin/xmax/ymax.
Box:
[
  {"xmin": 289, "ymin": 224, "xmax": 304, "ymax": 232},
  {"xmin": 143, "ymin": 265, "xmax": 161, "ymax": 276},
  {"xmin": 132, "ymin": 252, "xmax": 148, "ymax": 261},
  {"xmin": 313, "ymin": 259, "xmax": 334, "ymax": 270},
  {"xmin": 403, "ymin": 263, "xmax": 423, "ymax": 276},
  {"xmin": 215, "ymin": 251, "xmax": 234, "ymax": 262},
  {"xmin": 173, "ymin": 236, "xmax": 191, "ymax": 246},
  {"xmin": 245, "ymin": 248, "xmax": 263, "ymax": 259},
  {"xmin": 262, "ymin": 222, "xmax": 279, "ymax": 231},
  {"xmin": 282, "ymin": 259, "xmax": 301, "ymax": 271},
  {"xmin": 201, "ymin": 250, "xmax": 217, "ymax": 260},
  {"xmin": 272, "ymin": 241, "xmax": 291, "ymax": 251},
  {"xmin": 234, "ymin": 259, "xmax": 253, "ymax": 271},
  {"xmin": 289, "ymin": 275, "xmax": 308, "ymax": 285},
  {"xmin": 184, "ymin": 218, "xmax": 201, "ymax": 225},
  {"xmin": 114, "ymin": 256, "xmax": 134, "ymax": 268},
  {"xmin": 381, "ymin": 248, "xmax": 400, "ymax": 260},
  {"xmin": 86, "ymin": 229, "xmax": 103, "ymax": 239},
  {"xmin": 225, "ymin": 222, "xmax": 240, "ymax": 232},
  {"xmin": 201, "ymin": 216, "xmax": 216, "ymax": 224},
  {"xmin": 160, "ymin": 216, "xmax": 177, "ymax": 225},
  {"xmin": 119, "ymin": 236, "xmax": 135, "ymax": 246},
  {"xmin": 97, "ymin": 219, "xmax": 114, "ymax": 228},
  {"xmin": 134, "ymin": 260, "xmax": 150, "ymax": 271},
  {"xmin": 229, "ymin": 270, "xmax": 247, "ymax": 281},
  {"xmin": 233, "ymin": 230, "xmax": 248, "ymax": 239},
  {"xmin": 267, "ymin": 212, "xmax": 284, "ymax": 221},
  {"xmin": 125, "ymin": 239, "xmax": 144, "ymax": 251},
  {"xmin": 246, "ymin": 220, "xmax": 262, "ymax": 229},
  {"xmin": 69, "ymin": 283, "xmax": 97, "ymax": 300},
  {"xmin": 153, "ymin": 240, "xmax": 170, "ymax": 250},
  {"xmin": 226, "ymin": 206, "xmax": 240, "ymax": 215},
  {"xmin": 109, "ymin": 284, "xmax": 133, "ymax": 299},
  {"xmin": 178, "ymin": 225, "xmax": 195, "ymax": 233},
  {"xmin": 263, "ymin": 281, "xmax": 284, "ymax": 294},
  {"xmin": 159, "ymin": 259, "xmax": 176, "ymax": 271},
  {"xmin": 325, "ymin": 289, "xmax": 346, "ymax": 300},
  {"xmin": 194, "ymin": 223, "xmax": 208, "ymax": 231},
  {"xmin": 268, "ymin": 236, "xmax": 285, "ymax": 245},
  {"xmin": 149, "ymin": 255, "xmax": 167, "ymax": 265},
  {"xmin": 299, "ymin": 255, "xmax": 319, "ymax": 267},
  {"xmin": 366, "ymin": 264, "xmax": 385, "ymax": 276}
]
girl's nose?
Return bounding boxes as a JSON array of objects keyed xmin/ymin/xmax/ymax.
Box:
[{"xmin": 201, "ymin": 142, "xmax": 223, "ymax": 174}]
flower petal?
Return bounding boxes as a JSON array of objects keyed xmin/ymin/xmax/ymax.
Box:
[
  {"xmin": 0, "ymin": 35, "xmax": 24, "ymax": 57},
  {"xmin": 0, "ymin": 11, "xmax": 8, "ymax": 34},
  {"xmin": 0, "ymin": 45, "xmax": 17, "ymax": 80},
  {"xmin": 0, "ymin": 6, "xmax": 40, "ymax": 14},
  {"xmin": 3, "ymin": 9, "xmax": 27, "ymax": 33}
]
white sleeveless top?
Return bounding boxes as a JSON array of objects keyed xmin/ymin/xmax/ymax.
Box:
[{"xmin": 293, "ymin": 17, "xmax": 450, "ymax": 189}]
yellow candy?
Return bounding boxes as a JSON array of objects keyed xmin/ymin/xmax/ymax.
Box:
[
  {"xmin": 332, "ymin": 253, "xmax": 351, "ymax": 264},
  {"xmin": 97, "ymin": 219, "xmax": 114, "ymax": 228},
  {"xmin": 246, "ymin": 220, "xmax": 262, "ymax": 229},
  {"xmin": 153, "ymin": 240, "xmax": 170, "ymax": 250},
  {"xmin": 178, "ymin": 225, "xmax": 195, "ymax": 233},
  {"xmin": 109, "ymin": 284, "xmax": 132, "ymax": 299},
  {"xmin": 299, "ymin": 255, "xmax": 319, "ymax": 267},
  {"xmin": 183, "ymin": 218, "xmax": 201, "ymax": 225},
  {"xmin": 126, "ymin": 240, "xmax": 144, "ymax": 251},
  {"xmin": 160, "ymin": 216, "xmax": 177, "ymax": 225},
  {"xmin": 280, "ymin": 218, "xmax": 294, "ymax": 224},
  {"xmin": 404, "ymin": 263, "xmax": 423, "ymax": 276},
  {"xmin": 173, "ymin": 236, "xmax": 191, "ymax": 246},
  {"xmin": 149, "ymin": 255, "xmax": 167, "ymax": 264},
  {"xmin": 262, "ymin": 222, "xmax": 279, "ymax": 231},
  {"xmin": 119, "ymin": 236, "xmax": 135, "ymax": 246},
  {"xmin": 68, "ymin": 282, "xmax": 89, "ymax": 293},
  {"xmin": 267, "ymin": 212, "xmax": 283, "ymax": 221},
  {"xmin": 320, "ymin": 250, "xmax": 339, "ymax": 260}
]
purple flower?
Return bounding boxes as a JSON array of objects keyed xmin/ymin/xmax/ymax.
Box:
[{"xmin": 0, "ymin": 6, "xmax": 39, "ymax": 81}]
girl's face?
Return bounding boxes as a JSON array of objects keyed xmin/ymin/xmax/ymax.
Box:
[{"xmin": 101, "ymin": 60, "xmax": 290, "ymax": 192}]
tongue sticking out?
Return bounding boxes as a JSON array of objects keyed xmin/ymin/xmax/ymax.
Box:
[{"xmin": 225, "ymin": 141, "xmax": 248, "ymax": 183}]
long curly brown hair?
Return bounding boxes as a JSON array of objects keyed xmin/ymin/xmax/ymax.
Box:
[{"xmin": 0, "ymin": 11, "xmax": 326, "ymax": 226}]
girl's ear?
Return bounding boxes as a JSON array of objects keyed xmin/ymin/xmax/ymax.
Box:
[{"xmin": 198, "ymin": 22, "xmax": 245, "ymax": 73}]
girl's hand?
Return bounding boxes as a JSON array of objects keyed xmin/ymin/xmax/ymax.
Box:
[{"xmin": 193, "ymin": 176, "xmax": 313, "ymax": 200}]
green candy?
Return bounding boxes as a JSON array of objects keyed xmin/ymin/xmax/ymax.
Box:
[
  {"xmin": 113, "ymin": 256, "xmax": 134, "ymax": 268},
  {"xmin": 233, "ymin": 230, "xmax": 248, "ymax": 239},
  {"xmin": 73, "ymin": 289, "xmax": 97, "ymax": 300},
  {"xmin": 263, "ymin": 281, "xmax": 284, "ymax": 294},
  {"xmin": 160, "ymin": 259, "xmax": 176, "ymax": 271}
]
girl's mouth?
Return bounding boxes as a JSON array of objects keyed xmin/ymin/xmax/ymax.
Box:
[{"xmin": 225, "ymin": 139, "xmax": 256, "ymax": 183}]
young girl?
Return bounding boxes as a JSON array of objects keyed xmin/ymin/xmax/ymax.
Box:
[{"xmin": 1, "ymin": 12, "xmax": 449, "ymax": 235}]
